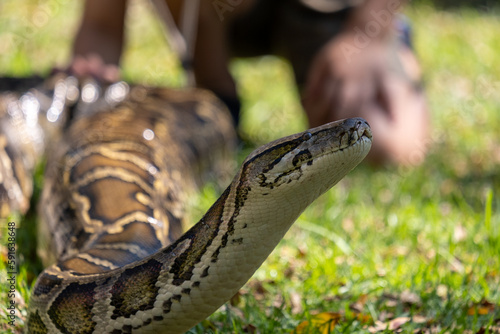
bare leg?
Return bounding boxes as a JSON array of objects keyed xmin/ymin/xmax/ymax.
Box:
[{"xmin": 68, "ymin": 0, "xmax": 127, "ymax": 82}]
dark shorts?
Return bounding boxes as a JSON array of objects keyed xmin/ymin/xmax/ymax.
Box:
[{"xmin": 228, "ymin": 0, "xmax": 356, "ymax": 89}]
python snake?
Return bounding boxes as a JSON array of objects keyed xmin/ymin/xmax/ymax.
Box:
[{"xmin": 0, "ymin": 77, "xmax": 372, "ymax": 333}]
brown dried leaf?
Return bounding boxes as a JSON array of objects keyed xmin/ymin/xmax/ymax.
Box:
[
  {"xmin": 388, "ymin": 316, "xmax": 411, "ymax": 330},
  {"xmin": 243, "ymin": 324, "xmax": 258, "ymax": 333},
  {"xmin": 281, "ymin": 266, "xmax": 292, "ymax": 278},
  {"xmin": 485, "ymin": 270, "xmax": 499, "ymax": 280},
  {"xmin": 355, "ymin": 312, "xmax": 372, "ymax": 323},
  {"xmin": 294, "ymin": 312, "xmax": 342, "ymax": 334},
  {"xmin": 230, "ymin": 291, "xmax": 242, "ymax": 306},
  {"xmin": 368, "ymin": 320, "xmax": 388, "ymax": 333},
  {"xmin": 272, "ymin": 293, "xmax": 285, "ymax": 309},
  {"xmin": 412, "ymin": 315, "xmax": 428, "ymax": 324},
  {"xmin": 477, "ymin": 307, "xmax": 491, "ymax": 315},
  {"xmin": 358, "ymin": 294, "xmax": 369, "ymax": 305},
  {"xmin": 297, "ymin": 245, "xmax": 308, "ymax": 258},
  {"xmin": 384, "ymin": 298, "xmax": 398, "ymax": 308},
  {"xmin": 378, "ymin": 310, "xmax": 394, "ymax": 322},
  {"xmin": 368, "ymin": 316, "xmax": 412, "ymax": 333},
  {"xmin": 467, "ymin": 299, "xmax": 496, "ymax": 316},
  {"xmin": 401, "ymin": 290, "xmax": 421, "ymax": 306},
  {"xmin": 247, "ymin": 280, "xmax": 268, "ymax": 301},
  {"xmin": 350, "ymin": 294, "xmax": 369, "ymax": 313}
]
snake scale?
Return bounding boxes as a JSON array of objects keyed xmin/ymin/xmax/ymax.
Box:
[{"xmin": 1, "ymin": 77, "xmax": 372, "ymax": 333}]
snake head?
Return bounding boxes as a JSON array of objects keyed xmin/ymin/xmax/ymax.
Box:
[{"xmin": 238, "ymin": 117, "xmax": 372, "ymax": 201}]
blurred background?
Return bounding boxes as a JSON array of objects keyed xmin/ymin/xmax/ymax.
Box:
[{"xmin": 0, "ymin": 0, "xmax": 499, "ymax": 333}]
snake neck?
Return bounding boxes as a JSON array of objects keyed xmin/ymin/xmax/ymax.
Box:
[{"xmin": 28, "ymin": 172, "xmax": 305, "ymax": 334}]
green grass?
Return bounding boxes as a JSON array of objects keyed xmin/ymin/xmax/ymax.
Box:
[{"xmin": 1, "ymin": 0, "xmax": 500, "ymax": 333}]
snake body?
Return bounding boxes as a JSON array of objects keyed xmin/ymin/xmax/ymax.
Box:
[{"xmin": 4, "ymin": 80, "xmax": 372, "ymax": 333}]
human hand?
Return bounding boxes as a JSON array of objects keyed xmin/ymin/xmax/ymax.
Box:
[
  {"xmin": 302, "ymin": 32, "xmax": 428, "ymax": 165},
  {"xmin": 66, "ymin": 54, "xmax": 121, "ymax": 84}
]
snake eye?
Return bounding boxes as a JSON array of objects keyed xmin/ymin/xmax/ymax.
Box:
[{"xmin": 301, "ymin": 132, "xmax": 312, "ymax": 141}]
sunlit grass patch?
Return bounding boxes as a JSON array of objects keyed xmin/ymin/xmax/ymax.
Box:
[{"xmin": 1, "ymin": 1, "xmax": 499, "ymax": 333}]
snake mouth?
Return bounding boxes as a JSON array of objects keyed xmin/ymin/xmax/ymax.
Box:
[
  {"xmin": 310, "ymin": 118, "xmax": 373, "ymax": 155},
  {"xmin": 241, "ymin": 117, "xmax": 373, "ymax": 177},
  {"xmin": 360, "ymin": 124, "xmax": 373, "ymax": 141},
  {"xmin": 282, "ymin": 118, "xmax": 372, "ymax": 172},
  {"xmin": 340, "ymin": 118, "xmax": 372, "ymax": 149}
]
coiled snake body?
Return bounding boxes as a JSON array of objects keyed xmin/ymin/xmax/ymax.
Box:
[{"xmin": 2, "ymin": 81, "xmax": 372, "ymax": 333}]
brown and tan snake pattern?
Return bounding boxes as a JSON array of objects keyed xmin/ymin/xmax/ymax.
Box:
[{"xmin": 0, "ymin": 78, "xmax": 372, "ymax": 333}]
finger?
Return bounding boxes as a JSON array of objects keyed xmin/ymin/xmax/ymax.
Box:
[
  {"xmin": 86, "ymin": 54, "xmax": 106, "ymax": 79},
  {"xmin": 102, "ymin": 65, "xmax": 121, "ymax": 83},
  {"xmin": 69, "ymin": 56, "xmax": 89, "ymax": 77}
]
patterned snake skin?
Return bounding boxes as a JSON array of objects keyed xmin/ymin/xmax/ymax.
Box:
[{"xmin": 0, "ymin": 76, "xmax": 372, "ymax": 333}]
